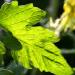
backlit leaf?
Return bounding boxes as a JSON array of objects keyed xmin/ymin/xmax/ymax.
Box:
[{"xmin": 0, "ymin": 1, "xmax": 73, "ymax": 75}]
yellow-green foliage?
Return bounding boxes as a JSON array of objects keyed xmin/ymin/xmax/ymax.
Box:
[{"xmin": 0, "ymin": 1, "xmax": 73, "ymax": 75}]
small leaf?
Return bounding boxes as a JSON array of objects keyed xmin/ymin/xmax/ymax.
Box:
[
  {"xmin": 0, "ymin": 41, "xmax": 5, "ymax": 55},
  {"xmin": 0, "ymin": 1, "xmax": 73, "ymax": 75},
  {"xmin": 0, "ymin": 41, "xmax": 5, "ymax": 65}
]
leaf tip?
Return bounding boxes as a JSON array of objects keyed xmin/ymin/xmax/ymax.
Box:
[{"xmin": 11, "ymin": 1, "xmax": 18, "ymax": 7}]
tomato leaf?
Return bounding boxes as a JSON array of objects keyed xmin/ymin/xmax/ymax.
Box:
[{"xmin": 0, "ymin": 1, "xmax": 73, "ymax": 75}]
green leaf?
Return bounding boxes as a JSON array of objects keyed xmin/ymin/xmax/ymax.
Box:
[
  {"xmin": 7, "ymin": 62, "xmax": 26, "ymax": 75},
  {"xmin": 0, "ymin": 1, "xmax": 73, "ymax": 75},
  {"xmin": 0, "ymin": 41, "xmax": 5, "ymax": 55},
  {"xmin": 0, "ymin": 68, "xmax": 14, "ymax": 75},
  {"xmin": 0, "ymin": 41, "xmax": 5, "ymax": 65}
]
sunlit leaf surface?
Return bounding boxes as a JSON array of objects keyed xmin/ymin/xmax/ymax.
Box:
[{"xmin": 0, "ymin": 1, "xmax": 73, "ymax": 75}]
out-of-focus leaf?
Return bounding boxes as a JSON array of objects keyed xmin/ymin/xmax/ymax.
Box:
[
  {"xmin": 0, "ymin": 41, "xmax": 5, "ymax": 55},
  {"xmin": 7, "ymin": 62, "xmax": 26, "ymax": 75},
  {"xmin": 0, "ymin": 68, "xmax": 14, "ymax": 75},
  {"xmin": 0, "ymin": 41, "xmax": 5, "ymax": 65}
]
